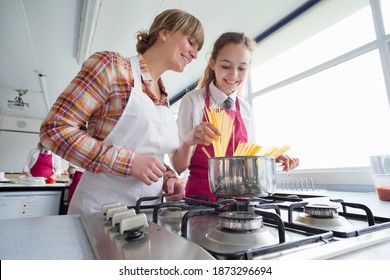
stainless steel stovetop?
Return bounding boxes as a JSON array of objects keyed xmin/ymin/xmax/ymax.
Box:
[
  {"xmin": 80, "ymin": 208, "xmax": 215, "ymax": 260},
  {"xmin": 80, "ymin": 193, "xmax": 390, "ymax": 260}
]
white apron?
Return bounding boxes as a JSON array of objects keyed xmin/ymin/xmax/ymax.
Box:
[{"xmin": 68, "ymin": 56, "xmax": 179, "ymax": 215}]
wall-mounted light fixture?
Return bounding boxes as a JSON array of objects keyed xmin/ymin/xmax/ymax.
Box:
[
  {"xmin": 76, "ymin": 0, "xmax": 102, "ymax": 65},
  {"xmin": 7, "ymin": 89, "xmax": 29, "ymax": 110}
]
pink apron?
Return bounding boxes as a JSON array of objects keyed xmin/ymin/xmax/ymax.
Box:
[
  {"xmin": 30, "ymin": 150, "xmax": 53, "ymax": 178},
  {"xmin": 67, "ymin": 171, "xmax": 83, "ymax": 204},
  {"xmin": 185, "ymin": 85, "xmax": 248, "ymax": 202}
]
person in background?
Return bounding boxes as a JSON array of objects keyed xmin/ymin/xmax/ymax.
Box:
[
  {"xmin": 172, "ymin": 32, "xmax": 299, "ymax": 201},
  {"xmin": 40, "ymin": 9, "xmax": 204, "ymax": 214},
  {"xmin": 23, "ymin": 141, "xmax": 62, "ymax": 184}
]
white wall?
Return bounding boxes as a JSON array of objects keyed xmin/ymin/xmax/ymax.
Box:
[
  {"xmin": 0, "ymin": 130, "xmax": 39, "ymax": 172},
  {"xmin": 0, "ymin": 115, "xmax": 68, "ymax": 173}
]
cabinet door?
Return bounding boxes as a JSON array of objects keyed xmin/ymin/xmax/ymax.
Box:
[{"xmin": 0, "ymin": 191, "xmax": 61, "ymax": 219}]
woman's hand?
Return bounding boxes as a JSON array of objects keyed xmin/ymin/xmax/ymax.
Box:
[
  {"xmin": 276, "ymin": 154, "xmax": 300, "ymax": 172},
  {"xmin": 183, "ymin": 122, "xmax": 221, "ymax": 147},
  {"xmin": 129, "ymin": 154, "xmax": 167, "ymax": 185},
  {"xmin": 163, "ymin": 177, "xmax": 185, "ymax": 201}
]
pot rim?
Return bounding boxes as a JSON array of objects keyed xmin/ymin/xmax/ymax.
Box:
[{"xmin": 209, "ymin": 155, "xmax": 275, "ymax": 160}]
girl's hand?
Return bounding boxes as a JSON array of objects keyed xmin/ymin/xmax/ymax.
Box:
[
  {"xmin": 276, "ymin": 154, "xmax": 300, "ymax": 172},
  {"xmin": 184, "ymin": 122, "xmax": 221, "ymax": 146}
]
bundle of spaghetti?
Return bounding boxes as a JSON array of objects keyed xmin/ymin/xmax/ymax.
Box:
[
  {"xmin": 233, "ymin": 142, "xmax": 262, "ymax": 156},
  {"xmin": 204, "ymin": 106, "xmax": 234, "ymax": 157},
  {"xmin": 259, "ymin": 144, "xmax": 291, "ymax": 157},
  {"xmin": 270, "ymin": 144, "xmax": 291, "ymax": 157}
]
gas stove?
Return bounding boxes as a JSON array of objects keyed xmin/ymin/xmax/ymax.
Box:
[{"xmin": 78, "ymin": 190, "xmax": 390, "ymax": 260}]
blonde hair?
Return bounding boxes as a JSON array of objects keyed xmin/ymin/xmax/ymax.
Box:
[
  {"xmin": 198, "ymin": 32, "xmax": 255, "ymax": 90},
  {"xmin": 136, "ymin": 9, "xmax": 204, "ymax": 54}
]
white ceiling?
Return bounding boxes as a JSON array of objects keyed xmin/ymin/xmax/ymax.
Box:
[{"xmin": 0, "ymin": 0, "xmax": 308, "ymax": 120}]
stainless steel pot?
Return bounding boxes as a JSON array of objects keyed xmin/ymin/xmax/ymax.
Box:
[{"xmin": 208, "ymin": 156, "xmax": 276, "ymax": 197}]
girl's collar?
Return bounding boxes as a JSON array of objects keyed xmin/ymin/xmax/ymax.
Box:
[{"xmin": 209, "ymin": 81, "xmax": 237, "ymax": 106}]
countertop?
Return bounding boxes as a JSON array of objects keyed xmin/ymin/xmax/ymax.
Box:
[
  {"xmin": 0, "ymin": 214, "xmax": 95, "ymax": 260},
  {"xmin": 0, "ymin": 182, "xmax": 68, "ymax": 188},
  {"xmin": 0, "ymin": 182, "xmax": 68, "ymax": 193}
]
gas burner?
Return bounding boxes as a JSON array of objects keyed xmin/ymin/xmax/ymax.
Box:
[
  {"xmin": 152, "ymin": 200, "xmax": 195, "ymax": 224},
  {"xmin": 159, "ymin": 206, "xmax": 187, "ymax": 214},
  {"xmin": 218, "ymin": 211, "xmax": 263, "ymax": 231},
  {"xmin": 205, "ymin": 224, "xmax": 278, "ymax": 248},
  {"xmin": 295, "ymin": 204, "xmax": 355, "ymax": 230},
  {"xmin": 156, "ymin": 207, "xmax": 188, "ymax": 234},
  {"xmin": 295, "ymin": 213, "xmax": 355, "ymax": 230},
  {"xmin": 203, "ymin": 212, "xmax": 278, "ymax": 248},
  {"xmin": 158, "ymin": 207, "xmax": 188, "ymax": 222},
  {"xmin": 304, "ymin": 204, "xmax": 338, "ymax": 218}
]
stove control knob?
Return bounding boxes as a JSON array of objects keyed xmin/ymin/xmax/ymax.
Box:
[
  {"xmin": 120, "ymin": 213, "xmax": 148, "ymax": 234},
  {"xmin": 106, "ymin": 205, "xmax": 128, "ymax": 220},
  {"xmin": 112, "ymin": 209, "xmax": 136, "ymax": 227},
  {"xmin": 101, "ymin": 202, "xmax": 121, "ymax": 215}
]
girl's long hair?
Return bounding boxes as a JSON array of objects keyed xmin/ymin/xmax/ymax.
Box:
[{"xmin": 197, "ymin": 32, "xmax": 255, "ymax": 90}]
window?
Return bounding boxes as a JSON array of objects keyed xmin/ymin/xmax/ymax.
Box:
[
  {"xmin": 251, "ymin": 4, "xmax": 375, "ymax": 92},
  {"xmin": 249, "ymin": 0, "xmax": 390, "ymax": 182},
  {"xmin": 252, "ymin": 49, "xmax": 390, "ymax": 169},
  {"xmin": 252, "ymin": 8, "xmax": 375, "ymax": 91}
]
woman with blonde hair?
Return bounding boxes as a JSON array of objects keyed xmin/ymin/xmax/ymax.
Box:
[{"xmin": 40, "ymin": 9, "xmax": 204, "ymax": 214}]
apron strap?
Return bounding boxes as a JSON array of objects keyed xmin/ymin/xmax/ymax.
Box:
[{"xmin": 129, "ymin": 56, "xmax": 142, "ymax": 94}]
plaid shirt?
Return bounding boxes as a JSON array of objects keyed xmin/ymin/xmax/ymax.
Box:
[{"xmin": 40, "ymin": 51, "xmax": 177, "ymax": 182}]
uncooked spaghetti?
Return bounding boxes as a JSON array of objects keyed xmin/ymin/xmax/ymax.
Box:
[
  {"xmin": 258, "ymin": 144, "xmax": 291, "ymax": 157},
  {"xmin": 233, "ymin": 142, "xmax": 262, "ymax": 156},
  {"xmin": 204, "ymin": 106, "xmax": 234, "ymax": 157},
  {"xmin": 203, "ymin": 104, "xmax": 291, "ymax": 158}
]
